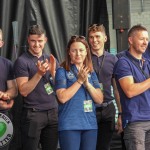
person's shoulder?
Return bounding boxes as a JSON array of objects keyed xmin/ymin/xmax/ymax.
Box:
[
  {"xmin": 0, "ymin": 56, "xmax": 11, "ymax": 62},
  {"xmin": 14, "ymin": 52, "xmax": 30, "ymax": 67},
  {"xmin": 0, "ymin": 56, "xmax": 13, "ymax": 66},
  {"xmin": 115, "ymin": 55, "xmax": 130, "ymax": 69},
  {"xmin": 56, "ymin": 67, "xmax": 65, "ymax": 72},
  {"xmin": 105, "ymin": 51, "xmax": 115, "ymax": 56},
  {"xmin": 105, "ymin": 51, "xmax": 117, "ymax": 58},
  {"xmin": 105, "ymin": 51, "xmax": 118, "ymax": 63},
  {"xmin": 116, "ymin": 50, "xmax": 127, "ymax": 59},
  {"xmin": 55, "ymin": 67, "xmax": 67, "ymax": 79},
  {"xmin": 15, "ymin": 52, "xmax": 29, "ymax": 62},
  {"xmin": 18, "ymin": 52, "xmax": 27, "ymax": 58}
]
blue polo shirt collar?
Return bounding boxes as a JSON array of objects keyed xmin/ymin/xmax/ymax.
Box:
[
  {"xmin": 91, "ymin": 50, "xmax": 106, "ymax": 58},
  {"xmin": 126, "ymin": 50, "xmax": 149, "ymax": 68}
]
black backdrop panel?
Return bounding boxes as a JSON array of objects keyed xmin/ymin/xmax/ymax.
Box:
[
  {"xmin": 112, "ymin": 0, "xmax": 131, "ymax": 29},
  {"xmin": 0, "ymin": 0, "xmax": 109, "ymax": 63}
]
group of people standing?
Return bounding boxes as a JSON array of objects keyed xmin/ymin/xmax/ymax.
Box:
[{"xmin": 0, "ymin": 23, "xmax": 150, "ymax": 150}]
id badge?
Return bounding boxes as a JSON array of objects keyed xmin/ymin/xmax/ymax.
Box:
[
  {"xmin": 44, "ymin": 83, "xmax": 53, "ymax": 95},
  {"xmin": 84, "ymin": 100, "xmax": 93, "ymax": 112},
  {"xmin": 99, "ymin": 83, "xmax": 104, "ymax": 92}
]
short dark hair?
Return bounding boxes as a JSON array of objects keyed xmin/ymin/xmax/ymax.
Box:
[
  {"xmin": 128, "ymin": 24, "xmax": 148, "ymax": 38},
  {"xmin": 28, "ymin": 24, "xmax": 45, "ymax": 36}
]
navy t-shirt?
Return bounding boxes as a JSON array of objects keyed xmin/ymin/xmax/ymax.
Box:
[
  {"xmin": 14, "ymin": 51, "xmax": 58, "ymax": 110},
  {"xmin": 0, "ymin": 56, "xmax": 14, "ymax": 112},
  {"xmin": 0, "ymin": 56, "xmax": 14, "ymax": 91},
  {"xmin": 91, "ymin": 51, "xmax": 118, "ymax": 102}
]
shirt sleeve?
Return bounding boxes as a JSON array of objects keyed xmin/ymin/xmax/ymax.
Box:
[
  {"xmin": 14, "ymin": 58, "xmax": 30, "ymax": 78},
  {"xmin": 55, "ymin": 67, "xmax": 67, "ymax": 90},
  {"xmin": 114, "ymin": 58, "xmax": 133, "ymax": 81},
  {"xmin": 7, "ymin": 60, "xmax": 15, "ymax": 80},
  {"xmin": 91, "ymin": 71, "xmax": 101, "ymax": 89}
]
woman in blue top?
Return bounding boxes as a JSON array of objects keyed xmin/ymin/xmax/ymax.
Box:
[{"xmin": 55, "ymin": 35, "xmax": 103, "ymax": 150}]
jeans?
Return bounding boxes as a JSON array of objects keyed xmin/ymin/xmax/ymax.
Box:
[
  {"xmin": 59, "ymin": 130, "xmax": 97, "ymax": 150},
  {"xmin": 96, "ymin": 102, "xmax": 116, "ymax": 150},
  {"xmin": 124, "ymin": 121, "xmax": 150, "ymax": 150},
  {"xmin": 21, "ymin": 108, "xmax": 58, "ymax": 150}
]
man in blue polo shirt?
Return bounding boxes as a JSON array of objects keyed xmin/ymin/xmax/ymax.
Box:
[
  {"xmin": 0, "ymin": 29, "xmax": 18, "ymax": 150},
  {"xmin": 114, "ymin": 24, "xmax": 150, "ymax": 150},
  {"xmin": 14, "ymin": 25, "xmax": 58, "ymax": 150},
  {"xmin": 88, "ymin": 24, "xmax": 122, "ymax": 150}
]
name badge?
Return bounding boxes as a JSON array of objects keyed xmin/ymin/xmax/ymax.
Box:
[
  {"xmin": 44, "ymin": 83, "xmax": 53, "ymax": 95},
  {"xmin": 99, "ymin": 83, "xmax": 104, "ymax": 92},
  {"xmin": 84, "ymin": 100, "xmax": 93, "ymax": 112}
]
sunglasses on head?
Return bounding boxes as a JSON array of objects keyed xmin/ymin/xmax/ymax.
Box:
[
  {"xmin": 88, "ymin": 23, "xmax": 104, "ymax": 28},
  {"xmin": 71, "ymin": 35, "xmax": 85, "ymax": 40}
]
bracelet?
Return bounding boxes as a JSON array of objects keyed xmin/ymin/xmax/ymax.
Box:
[{"xmin": 77, "ymin": 80, "xmax": 82, "ymax": 85}]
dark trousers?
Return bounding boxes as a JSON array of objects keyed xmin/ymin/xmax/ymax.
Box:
[
  {"xmin": 96, "ymin": 102, "xmax": 116, "ymax": 150},
  {"xmin": 121, "ymin": 132, "xmax": 126, "ymax": 150},
  {"xmin": 0, "ymin": 144, "xmax": 9, "ymax": 150},
  {"xmin": 21, "ymin": 108, "xmax": 58, "ymax": 150}
]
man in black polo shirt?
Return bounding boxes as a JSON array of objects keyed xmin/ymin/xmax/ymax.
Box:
[
  {"xmin": 88, "ymin": 24, "xmax": 122, "ymax": 150},
  {"xmin": 0, "ymin": 29, "xmax": 18, "ymax": 150},
  {"xmin": 14, "ymin": 25, "xmax": 58, "ymax": 150}
]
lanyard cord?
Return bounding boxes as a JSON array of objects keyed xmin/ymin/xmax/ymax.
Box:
[
  {"xmin": 93, "ymin": 51, "xmax": 106, "ymax": 81},
  {"xmin": 126, "ymin": 55, "xmax": 149, "ymax": 79}
]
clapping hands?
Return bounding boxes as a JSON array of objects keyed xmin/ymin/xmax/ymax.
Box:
[
  {"xmin": 0, "ymin": 91, "xmax": 14, "ymax": 109},
  {"xmin": 49, "ymin": 54, "xmax": 56, "ymax": 78},
  {"xmin": 37, "ymin": 54, "xmax": 56, "ymax": 77},
  {"xmin": 37, "ymin": 59, "xmax": 49, "ymax": 76},
  {"xmin": 77, "ymin": 66, "xmax": 90, "ymax": 84}
]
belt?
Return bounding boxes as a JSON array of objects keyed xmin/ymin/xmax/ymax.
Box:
[
  {"xmin": 23, "ymin": 107, "xmax": 50, "ymax": 112},
  {"xmin": 96, "ymin": 100, "xmax": 113, "ymax": 108}
]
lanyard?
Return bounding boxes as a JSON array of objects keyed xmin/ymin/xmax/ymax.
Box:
[{"xmin": 93, "ymin": 51, "xmax": 106, "ymax": 81}]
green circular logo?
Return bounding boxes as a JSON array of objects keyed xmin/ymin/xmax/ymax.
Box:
[
  {"xmin": 0, "ymin": 122, "xmax": 7, "ymax": 137},
  {"xmin": 0, "ymin": 113, "xmax": 13, "ymax": 148}
]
